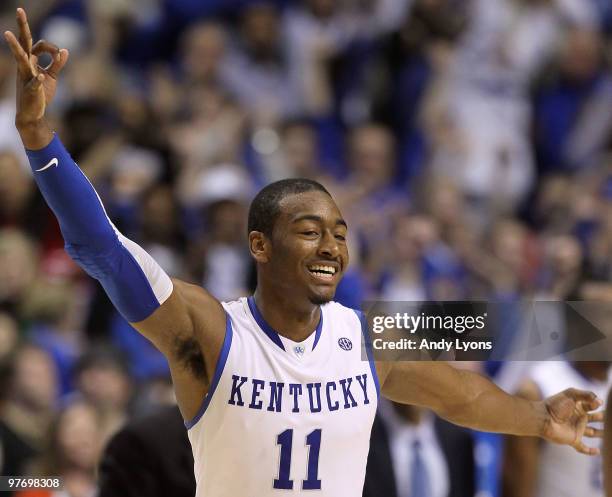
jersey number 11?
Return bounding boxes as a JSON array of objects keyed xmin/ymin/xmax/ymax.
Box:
[{"xmin": 273, "ymin": 429, "xmax": 322, "ymax": 490}]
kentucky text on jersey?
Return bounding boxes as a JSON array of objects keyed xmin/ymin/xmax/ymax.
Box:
[
  {"xmin": 228, "ymin": 373, "xmax": 371, "ymax": 413},
  {"xmin": 188, "ymin": 298, "xmax": 379, "ymax": 497}
]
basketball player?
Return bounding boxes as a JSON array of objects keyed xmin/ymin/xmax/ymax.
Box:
[
  {"xmin": 4, "ymin": 9, "xmax": 605, "ymax": 497},
  {"xmin": 503, "ymin": 361, "xmax": 610, "ymax": 497}
]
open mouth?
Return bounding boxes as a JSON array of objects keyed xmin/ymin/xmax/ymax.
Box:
[{"xmin": 307, "ymin": 264, "xmax": 337, "ymax": 281}]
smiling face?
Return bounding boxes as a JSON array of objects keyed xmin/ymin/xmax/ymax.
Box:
[{"xmin": 250, "ymin": 190, "xmax": 349, "ymax": 306}]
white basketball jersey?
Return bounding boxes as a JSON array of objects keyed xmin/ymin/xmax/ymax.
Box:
[
  {"xmin": 187, "ymin": 297, "xmax": 379, "ymax": 497},
  {"xmin": 529, "ymin": 361, "xmax": 610, "ymax": 497}
]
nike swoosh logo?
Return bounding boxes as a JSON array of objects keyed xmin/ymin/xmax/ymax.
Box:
[{"xmin": 36, "ymin": 158, "xmax": 58, "ymax": 172}]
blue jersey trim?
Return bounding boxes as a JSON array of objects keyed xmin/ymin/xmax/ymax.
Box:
[
  {"xmin": 247, "ymin": 296, "xmax": 286, "ymax": 351},
  {"xmin": 247, "ymin": 296, "xmax": 324, "ymax": 352},
  {"xmin": 185, "ymin": 313, "xmax": 233, "ymax": 429},
  {"xmin": 354, "ymin": 310, "xmax": 380, "ymax": 399},
  {"xmin": 311, "ymin": 313, "xmax": 324, "ymax": 351}
]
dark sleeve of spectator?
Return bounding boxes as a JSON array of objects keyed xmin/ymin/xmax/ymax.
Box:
[
  {"xmin": 98, "ymin": 427, "xmax": 161, "ymax": 497},
  {"xmin": 97, "ymin": 406, "xmax": 195, "ymax": 497},
  {"xmin": 435, "ymin": 418, "xmax": 475, "ymax": 497}
]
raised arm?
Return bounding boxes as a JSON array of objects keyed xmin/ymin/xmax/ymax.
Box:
[
  {"xmin": 376, "ymin": 361, "xmax": 604, "ymax": 455},
  {"xmin": 4, "ymin": 8, "xmax": 226, "ymax": 422}
]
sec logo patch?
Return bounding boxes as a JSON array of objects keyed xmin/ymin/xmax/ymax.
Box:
[{"xmin": 338, "ymin": 337, "xmax": 352, "ymax": 351}]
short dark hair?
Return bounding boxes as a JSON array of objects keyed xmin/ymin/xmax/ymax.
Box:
[
  {"xmin": 73, "ymin": 347, "xmax": 130, "ymax": 379},
  {"xmin": 248, "ymin": 178, "xmax": 331, "ymax": 237}
]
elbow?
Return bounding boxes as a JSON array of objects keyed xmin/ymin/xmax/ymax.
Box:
[
  {"xmin": 61, "ymin": 222, "xmax": 118, "ymax": 249},
  {"xmin": 64, "ymin": 234, "xmax": 122, "ymax": 279}
]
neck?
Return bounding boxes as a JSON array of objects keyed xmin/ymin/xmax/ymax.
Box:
[
  {"xmin": 253, "ymin": 286, "xmax": 321, "ymax": 342},
  {"xmin": 61, "ymin": 469, "xmax": 96, "ymax": 497}
]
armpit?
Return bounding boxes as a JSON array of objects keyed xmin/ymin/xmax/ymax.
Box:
[{"xmin": 174, "ymin": 336, "xmax": 208, "ymax": 381}]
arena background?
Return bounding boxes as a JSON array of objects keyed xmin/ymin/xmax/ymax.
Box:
[{"xmin": 0, "ymin": 0, "xmax": 611, "ymax": 496}]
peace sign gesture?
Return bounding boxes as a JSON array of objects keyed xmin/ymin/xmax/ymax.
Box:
[{"xmin": 4, "ymin": 8, "xmax": 68, "ymax": 146}]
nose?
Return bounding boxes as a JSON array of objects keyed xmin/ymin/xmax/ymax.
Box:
[{"xmin": 317, "ymin": 230, "xmax": 339, "ymax": 258}]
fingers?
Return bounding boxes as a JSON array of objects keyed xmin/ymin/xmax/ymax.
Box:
[
  {"xmin": 16, "ymin": 8, "xmax": 32, "ymax": 55},
  {"xmin": 583, "ymin": 426, "xmax": 604, "ymax": 438},
  {"xmin": 565, "ymin": 388, "xmax": 596, "ymax": 401},
  {"xmin": 32, "ymin": 40, "xmax": 64, "ymax": 77},
  {"xmin": 565, "ymin": 389, "xmax": 602, "ymax": 411},
  {"xmin": 3, "ymin": 30, "xmax": 34, "ymax": 78},
  {"xmin": 45, "ymin": 48, "xmax": 69, "ymax": 79},
  {"xmin": 573, "ymin": 442, "xmax": 600, "ymax": 456},
  {"xmin": 32, "ymin": 40, "xmax": 59, "ymax": 58},
  {"xmin": 4, "ymin": 30, "xmax": 28, "ymax": 62},
  {"xmin": 583, "ymin": 398, "xmax": 603, "ymax": 412},
  {"xmin": 588, "ymin": 410, "xmax": 605, "ymax": 423},
  {"xmin": 5, "ymin": 31, "xmax": 69, "ymax": 83},
  {"xmin": 25, "ymin": 73, "xmax": 45, "ymax": 93}
]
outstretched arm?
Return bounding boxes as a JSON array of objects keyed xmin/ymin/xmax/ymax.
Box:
[
  {"xmin": 377, "ymin": 361, "xmax": 604, "ymax": 455},
  {"xmin": 4, "ymin": 9, "xmax": 226, "ymax": 422}
]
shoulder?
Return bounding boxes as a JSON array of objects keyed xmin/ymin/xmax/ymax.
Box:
[
  {"xmin": 131, "ymin": 279, "xmax": 226, "ymax": 355},
  {"xmin": 174, "ymin": 279, "xmax": 225, "ymax": 322},
  {"xmin": 218, "ymin": 297, "xmax": 255, "ymax": 339},
  {"xmin": 220, "ymin": 297, "xmax": 247, "ymax": 316},
  {"xmin": 320, "ymin": 301, "xmax": 365, "ymax": 337},
  {"xmin": 322, "ymin": 301, "xmax": 362, "ymax": 322}
]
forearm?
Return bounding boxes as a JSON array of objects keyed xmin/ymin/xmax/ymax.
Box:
[
  {"xmin": 25, "ymin": 129, "xmax": 117, "ymax": 246},
  {"xmin": 441, "ymin": 368, "xmax": 547, "ymax": 436},
  {"xmin": 9, "ymin": 11, "xmax": 172, "ymax": 324},
  {"xmin": 382, "ymin": 362, "xmax": 547, "ymax": 436},
  {"xmin": 17, "ymin": 119, "xmax": 54, "ymax": 150},
  {"xmin": 24, "ymin": 130, "xmax": 172, "ymax": 322}
]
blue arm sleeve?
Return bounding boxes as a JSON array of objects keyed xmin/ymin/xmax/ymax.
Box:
[{"xmin": 26, "ymin": 134, "xmax": 173, "ymax": 322}]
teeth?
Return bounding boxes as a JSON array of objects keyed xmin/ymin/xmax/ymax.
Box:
[{"xmin": 309, "ymin": 265, "xmax": 336, "ymax": 274}]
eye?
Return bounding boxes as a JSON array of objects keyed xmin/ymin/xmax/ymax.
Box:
[
  {"xmin": 301, "ymin": 231, "xmax": 319, "ymax": 236},
  {"xmin": 335, "ymin": 234, "xmax": 346, "ymax": 241}
]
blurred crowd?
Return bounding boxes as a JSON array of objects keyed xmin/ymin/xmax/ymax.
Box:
[{"xmin": 0, "ymin": 0, "xmax": 612, "ymax": 496}]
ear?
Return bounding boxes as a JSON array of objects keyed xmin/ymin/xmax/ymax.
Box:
[{"xmin": 249, "ymin": 231, "xmax": 270, "ymax": 263}]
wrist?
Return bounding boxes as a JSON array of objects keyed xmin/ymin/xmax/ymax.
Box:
[
  {"xmin": 532, "ymin": 400, "xmax": 550, "ymax": 438},
  {"xmin": 16, "ymin": 119, "xmax": 54, "ymax": 150}
]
